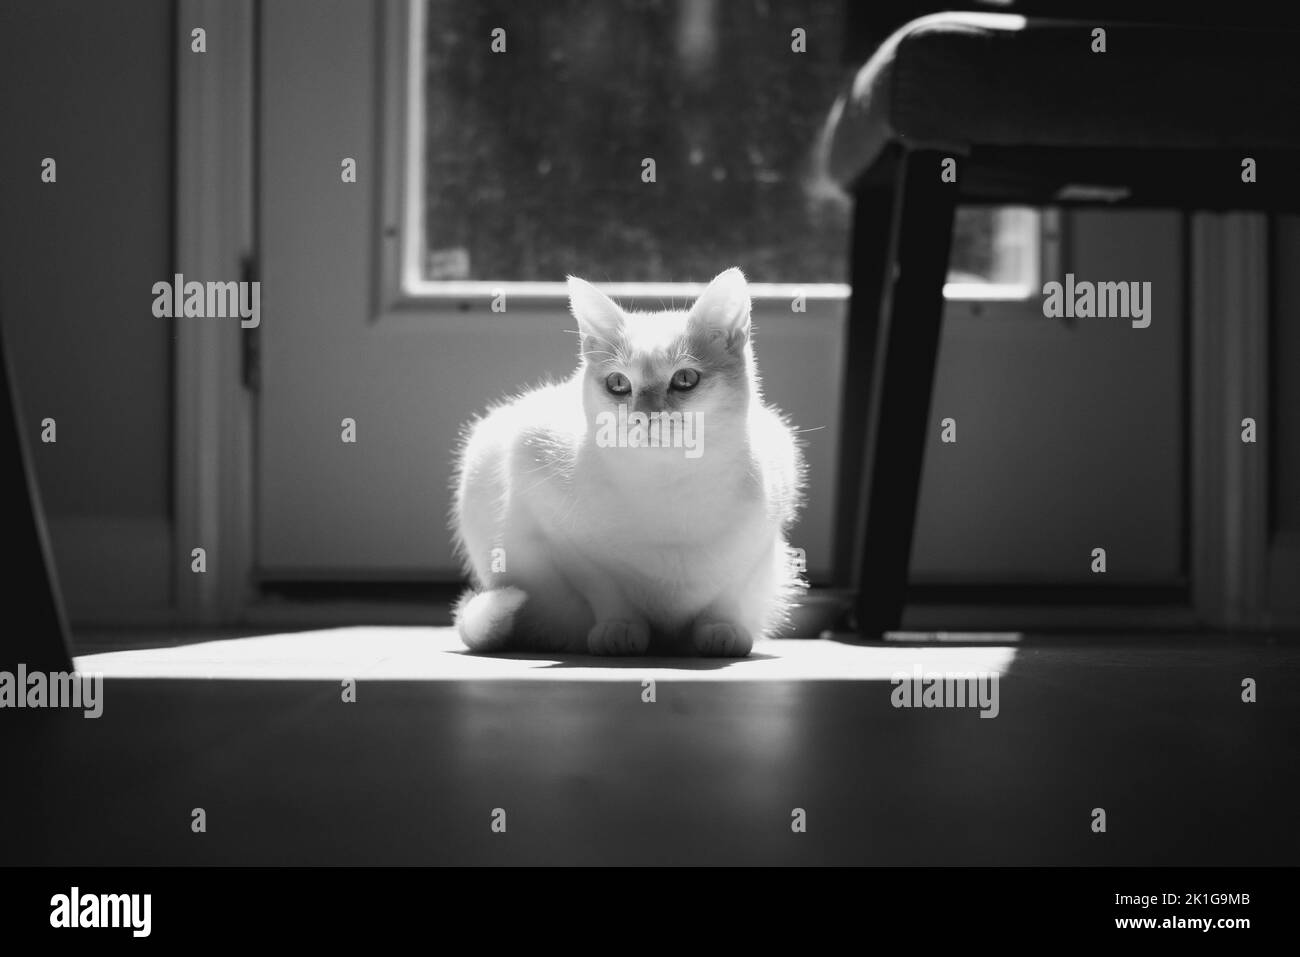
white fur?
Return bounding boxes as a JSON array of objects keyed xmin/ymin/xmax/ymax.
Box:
[{"xmin": 451, "ymin": 268, "xmax": 805, "ymax": 656}]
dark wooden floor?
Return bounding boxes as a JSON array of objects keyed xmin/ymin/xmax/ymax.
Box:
[{"xmin": 3, "ymin": 632, "xmax": 1297, "ymax": 866}]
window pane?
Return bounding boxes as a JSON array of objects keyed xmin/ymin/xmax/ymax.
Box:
[
  {"xmin": 950, "ymin": 207, "xmax": 1040, "ymax": 289},
  {"xmin": 420, "ymin": 0, "xmax": 1037, "ymax": 289}
]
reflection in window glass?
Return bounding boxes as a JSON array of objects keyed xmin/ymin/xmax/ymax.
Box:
[{"xmin": 420, "ymin": 0, "xmax": 1037, "ymax": 290}]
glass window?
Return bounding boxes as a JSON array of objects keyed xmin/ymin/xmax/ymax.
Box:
[{"xmin": 417, "ymin": 0, "xmax": 1039, "ymax": 293}]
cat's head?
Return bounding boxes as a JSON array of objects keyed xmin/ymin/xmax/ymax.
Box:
[{"xmin": 568, "ymin": 268, "xmax": 756, "ymax": 451}]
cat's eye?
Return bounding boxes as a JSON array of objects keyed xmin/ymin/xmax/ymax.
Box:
[
  {"xmin": 670, "ymin": 368, "xmax": 700, "ymax": 391},
  {"xmin": 605, "ymin": 372, "xmax": 632, "ymax": 395}
]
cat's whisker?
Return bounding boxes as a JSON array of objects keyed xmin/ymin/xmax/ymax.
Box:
[{"xmin": 514, "ymin": 465, "xmax": 568, "ymax": 499}]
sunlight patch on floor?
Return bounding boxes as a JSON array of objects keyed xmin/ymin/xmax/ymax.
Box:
[{"xmin": 75, "ymin": 627, "xmax": 1019, "ymax": 681}]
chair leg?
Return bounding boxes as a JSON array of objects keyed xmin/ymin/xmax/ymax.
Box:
[
  {"xmin": 850, "ymin": 149, "xmax": 956, "ymax": 638},
  {"xmin": 833, "ymin": 182, "xmax": 896, "ymax": 588}
]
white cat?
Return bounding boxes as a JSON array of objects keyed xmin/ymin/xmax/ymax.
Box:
[{"xmin": 451, "ymin": 268, "xmax": 805, "ymax": 657}]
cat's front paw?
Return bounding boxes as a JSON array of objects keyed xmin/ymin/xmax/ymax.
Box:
[
  {"xmin": 587, "ymin": 620, "xmax": 650, "ymax": 656},
  {"xmin": 691, "ymin": 621, "xmax": 753, "ymax": 658}
]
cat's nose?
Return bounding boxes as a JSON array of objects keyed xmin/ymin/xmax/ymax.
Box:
[{"xmin": 633, "ymin": 391, "xmax": 666, "ymax": 414}]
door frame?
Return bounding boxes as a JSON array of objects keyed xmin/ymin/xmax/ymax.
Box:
[{"xmin": 173, "ymin": 0, "xmax": 257, "ymax": 625}]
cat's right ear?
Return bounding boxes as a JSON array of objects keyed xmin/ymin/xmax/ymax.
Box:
[{"xmin": 567, "ymin": 276, "xmax": 624, "ymax": 356}]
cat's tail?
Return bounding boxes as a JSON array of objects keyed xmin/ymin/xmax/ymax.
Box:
[{"xmin": 455, "ymin": 586, "xmax": 528, "ymax": 652}]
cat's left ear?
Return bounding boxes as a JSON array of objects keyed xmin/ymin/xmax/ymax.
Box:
[
  {"xmin": 567, "ymin": 276, "xmax": 625, "ymax": 353},
  {"xmin": 688, "ymin": 267, "xmax": 751, "ymax": 353}
]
